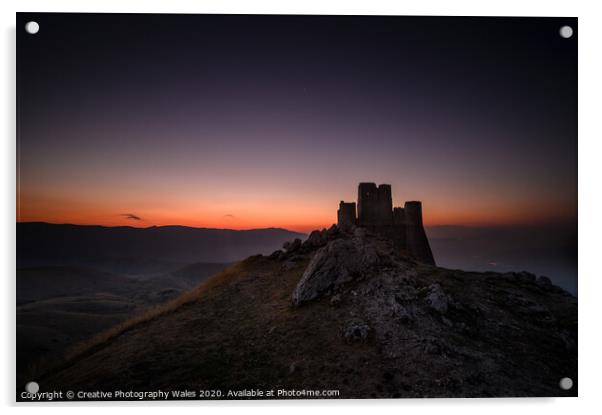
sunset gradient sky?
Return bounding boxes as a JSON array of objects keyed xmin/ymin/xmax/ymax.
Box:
[{"xmin": 17, "ymin": 14, "xmax": 577, "ymax": 233}]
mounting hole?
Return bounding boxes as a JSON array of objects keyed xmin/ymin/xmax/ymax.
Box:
[
  {"xmin": 559, "ymin": 25, "xmax": 573, "ymax": 39},
  {"xmin": 559, "ymin": 377, "xmax": 573, "ymax": 390},
  {"xmin": 25, "ymin": 381, "xmax": 39, "ymax": 393},
  {"xmin": 25, "ymin": 21, "xmax": 39, "ymax": 34}
]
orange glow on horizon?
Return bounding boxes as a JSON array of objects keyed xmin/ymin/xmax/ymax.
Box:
[{"xmin": 17, "ymin": 188, "xmax": 576, "ymax": 234}]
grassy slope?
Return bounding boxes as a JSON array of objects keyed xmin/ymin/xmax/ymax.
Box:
[
  {"xmin": 40, "ymin": 255, "xmax": 383, "ymax": 396},
  {"xmin": 17, "ymin": 262, "xmax": 232, "ymax": 378}
]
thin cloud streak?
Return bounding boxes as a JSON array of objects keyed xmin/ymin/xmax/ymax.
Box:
[{"xmin": 121, "ymin": 213, "xmax": 142, "ymax": 221}]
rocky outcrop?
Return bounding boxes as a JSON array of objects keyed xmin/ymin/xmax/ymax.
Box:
[
  {"xmin": 284, "ymin": 225, "xmax": 576, "ymax": 397},
  {"xmin": 291, "ymin": 228, "xmax": 389, "ymax": 305},
  {"xmin": 423, "ymin": 283, "xmax": 449, "ymax": 313},
  {"xmin": 282, "ymin": 238, "xmax": 302, "ymax": 254},
  {"xmin": 273, "ymin": 225, "xmax": 342, "ymax": 265}
]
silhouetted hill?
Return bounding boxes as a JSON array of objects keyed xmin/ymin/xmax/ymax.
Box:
[
  {"xmin": 34, "ymin": 226, "xmax": 577, "ymax": 399},
  {"xmin": 17, "ymin": 222, "xmax": 304, "ymax": 274}
]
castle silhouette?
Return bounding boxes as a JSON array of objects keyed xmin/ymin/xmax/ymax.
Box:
[{"xmin": 337, "ymin": 183, "xmax": 435, "ymax": 265}]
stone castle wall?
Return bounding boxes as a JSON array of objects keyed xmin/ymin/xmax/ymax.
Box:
[
  {"xmin": 337, "ymin": 183, "xmax": 435, "ymax": 265},
  {"xmin": 337, "ymin": 202, "xmax": 356, "ymax": 231},
  {"xmin": 403, "ymin": 201, "xmax": 435, "ymax": 265},
  {"xmin": 357, "ymin": 183, "xmax": 393, "ymax": 226}
]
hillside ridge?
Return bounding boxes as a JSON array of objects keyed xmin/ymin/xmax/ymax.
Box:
[{"xmin": 33, "ymin": 225, "xmax": 577, "ymax": 399}]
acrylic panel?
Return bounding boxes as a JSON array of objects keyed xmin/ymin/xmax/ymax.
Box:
[{"xmin": 16, "ymin": 13, "xmax": 577, "ymax": 401}]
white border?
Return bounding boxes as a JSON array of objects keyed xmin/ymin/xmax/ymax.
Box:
[{"xmin": 3, "ymin": 1, "xmax": 602, "ymax": 414}]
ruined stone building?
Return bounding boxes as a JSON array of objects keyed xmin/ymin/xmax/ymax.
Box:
[{"xmin": 337, "ymin": 183, "xmax": 435, "ymax": 265}]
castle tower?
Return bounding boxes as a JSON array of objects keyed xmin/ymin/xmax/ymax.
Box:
[
  {"xmin": 392, "ymin": 207, "xmax": 406, "ymax": 226},
  {"xmin": 404, "ymin": 201, "xmax": 435, "ymax": 265},
  {"xmin": 337, "ymin": 201, "xmax": 356, "ymax": 230},
  {"xmin": 357, "ymin": 183, "xmax": 393, "ymax": 226},
  {"xmin": 335, "ymin": 183, "xmax": 435, "ymax": 266}
]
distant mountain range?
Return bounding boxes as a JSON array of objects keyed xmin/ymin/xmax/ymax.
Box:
[{"xmin": 17, "ymin": 222, "xmax": 305, "ymax": 274}]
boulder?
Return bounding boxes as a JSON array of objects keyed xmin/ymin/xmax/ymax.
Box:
[
  {"xmin": 342, "ymin": 320, "xmax": 371, "ymax": 343},
  {"xmin": 292, "ymin": 236, "xmax": 382, "ymax": 305},
  {"xmin": 424, "ymin": 283, "xmax": 449, "ymax": 313},
  {"xmin": 302, "ymin": 229, "xmax": 328, "ymax": 250},
  {"xmin": 282, "ymin": 238, "xmax": 302, "ymax": 253}
]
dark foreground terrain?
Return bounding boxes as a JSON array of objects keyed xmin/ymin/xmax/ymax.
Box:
[
  {"xmin": 29, "ymin": 226, "xmax": 577, "ymax": 399},
  {"xmin": 17, "ymin": 222, "xmax": 304, "ymax": 386},
  {"xmin": 16, "ymin": 262, "xmax": 231, "ymax": 387}
]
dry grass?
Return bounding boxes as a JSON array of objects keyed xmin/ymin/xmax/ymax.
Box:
[
  {"xmin": 41, "ymin": 252, "xmax": 355, "ymax": 393},
  {"xmin": 56, "ymin": 259, "xmax": 251, "ymax": 369}
]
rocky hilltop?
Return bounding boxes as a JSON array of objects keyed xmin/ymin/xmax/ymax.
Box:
[{"xmin": 35, "ymin": 225, "xmax": 577, "ymax": 399}]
